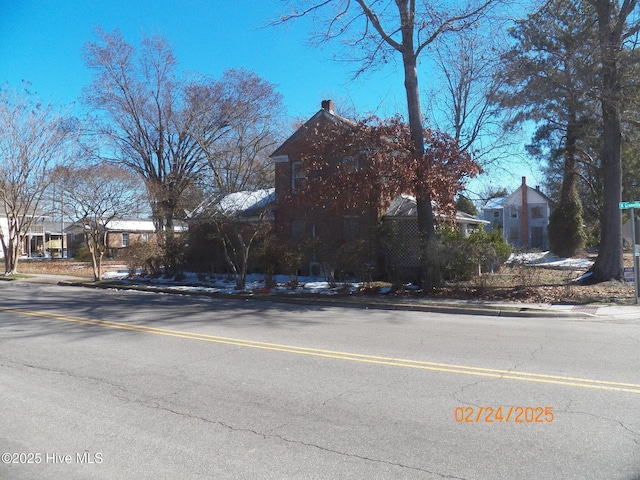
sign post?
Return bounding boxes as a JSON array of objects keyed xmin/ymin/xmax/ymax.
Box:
[{"xmin": 619, "ymin": 201, "xmax": 640, "ymax": 304}]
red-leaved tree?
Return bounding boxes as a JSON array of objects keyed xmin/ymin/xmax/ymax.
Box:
[
  {"xmin": 294, "ymin": 116, "xmax": 481, "ymax": 223},
  {"xmin": 292, "ymin": 117, "xmax": 481, "ymax": 286}
]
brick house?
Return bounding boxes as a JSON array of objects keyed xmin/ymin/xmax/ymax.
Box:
[
  {"xmin": 271, "ymin": 100, "xmax": 490, "ymax": 277},
  {"xmin": 66, "ymin": 219, "xmax": 186, "ymax": 257},
  {"xmin": 482, "ymin": 177, "xmax": 553, "ymax": 250},
  {"xmin": 271, "ymin": 100, "xmax": 381, "ymax": 275}
]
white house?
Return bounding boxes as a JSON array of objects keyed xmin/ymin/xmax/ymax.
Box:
[
  {"xmin": 482, "ymin": 177, "xmax": 553, "ymax": 250},
  {"xmin": 0, "ymin": 214, "xmax": 69, "ymax": 259}
]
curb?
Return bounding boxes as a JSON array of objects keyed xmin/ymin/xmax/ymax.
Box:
[{"xmin": 59, "ymin": 279, "xmax": 587, "ymax": 319}]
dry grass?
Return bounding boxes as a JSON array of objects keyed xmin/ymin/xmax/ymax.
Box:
[
  {"xmin": 16, "ymin": 254, "xmax": 639, "ymax": 305},
  {"xmin": 434, "ymin": 252, "xmax": 637, "ymax": 304},
  {"xmin": 17, "ymin": 259, "xmax": 126, "ymax": 278}
]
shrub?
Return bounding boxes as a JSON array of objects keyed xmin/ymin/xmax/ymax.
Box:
[
  {"xmin": 436, "ymin": 226, "xmax": 477, "ymax": 281},
  {"xmin": 436, "ymin": 226, "xmax": 511, "ymax": 281},
  {"xmin": 548, "ymin": 187, "xmax": 585, "ymax": 257},
  {"xmin": 252, "ymin": 234, "xmax": 304, "ymax": 280},
  {"xmin": 72, "ymin": 245, "xmax": 93, "ymax": 262},
  {"xmin": 119, "ymin": 240, "xmax": 162, "ymax": 276},
  {"xmin": 468, "ymin": 228, "xmax": 511, "ymax": 273},
  {"xmin": 336, "ymin": 239, "xmax": 374, "ymax": 282}
]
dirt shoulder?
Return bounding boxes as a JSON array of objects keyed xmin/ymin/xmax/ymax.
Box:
[
  {"xmin": 16, "ymin": 259, "xmax": 126, "ymax": 279},
  {"xmin": 13, "ymin": 255, "xmax": 638, "ymax": 305}
]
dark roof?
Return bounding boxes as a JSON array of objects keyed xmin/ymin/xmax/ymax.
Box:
[{"xmin": 270, "ymin": 106, "xmax": 355, "ymax": 158}]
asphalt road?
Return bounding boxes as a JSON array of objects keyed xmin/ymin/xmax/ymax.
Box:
[{"xmin": 1, "ymin": 281, "xmax": 640, "ymax": 479}]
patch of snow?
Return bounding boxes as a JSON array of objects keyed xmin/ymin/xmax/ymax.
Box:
[
  {"xmin": 218, "ymin": 189, "xmax": 275, "ymax": 213},
  {"xmin": 108, "ymin": 271, "xmax": 364, "ymax": 296},
  {"xmin": 509, "ymin": 251, "xmax": 593, "ymax": 269},
  {"xmin": 102, "ymin": 270, "xmax": 130, "ymax": 280}
]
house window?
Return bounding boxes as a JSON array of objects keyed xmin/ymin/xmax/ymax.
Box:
[
  {"xmin": 510, "ymin": 206, "xmax": 518, "ymax": 219},
  {"xmin": 493, "ymin": 211, "xmax": 500, "ymax": 218},
  {"xmin": 291, "ymin": 162, "xmax": 305, "ymax": 193},
  {"xmin": 122, "ymin": 232, "xmax": 130, "ymax": 247},
  {"xmin": 290, "ymin": 219, "xmax": 305, "ymax": 241},
  {"xmin": 343, "ymin": 216, "xmax": 359, "ymax": 242},
  {"xmin": 341, "ymin": 157, "xmax": 359, "ymax": 173},
  {"xmin": 140, "ymin": 233, "xmax": 149, "ymax": 243},
  {"xmin": 531, "ymin": 226, "xmax": 544, "ymax": 248},
  {"xmin": 531, "ymin": 206, "xmax": 543, "ymax": 219},
  {"xmin": 466, "ymin": 224, "xmax": 480, "ymax": 235},
  {"xmin": 509, "ymin": 227, "xmax": 519, "ymax": 242}
]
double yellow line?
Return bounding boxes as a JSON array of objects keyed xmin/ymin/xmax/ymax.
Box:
[{"xmin": 3, "ymin": 306, "xmax": 640, "ymax": 394}]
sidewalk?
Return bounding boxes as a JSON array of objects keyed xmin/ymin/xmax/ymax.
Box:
[{"xmin": 259, "ymin": 294, "xmax": 640, "ymax": 320}]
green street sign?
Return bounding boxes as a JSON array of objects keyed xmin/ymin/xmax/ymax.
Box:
[{"xmin": 619, "ymin": 201, "xmax": 640, "ymax": 209}]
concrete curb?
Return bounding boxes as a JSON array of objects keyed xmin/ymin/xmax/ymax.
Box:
[{"xmin": 57, "ymin": 279, "xmax": 589, "ymax": 319}]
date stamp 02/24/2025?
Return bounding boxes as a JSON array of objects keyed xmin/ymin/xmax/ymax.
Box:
[{"xmin": 454, "ymin": 406, "xmax": 555, "ymax": 423}]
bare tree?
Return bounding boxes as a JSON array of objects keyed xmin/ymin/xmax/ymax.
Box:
[
  {"xmin": 60, "ymin": 163, "xmax": 142, "ymax": 281},
  {"xmin": 82, "ymin": 29, "xmax": 212, "ymax": 274},
  {"xmin": 185, "ymin": 71, "xmax": 284, "ymax": 288},
  {"xmin": 187, "ymin": 69, "xmax": 284, "ymax": 195},
  {"xmin": 0, "ymin": 85, "xmax": 76, "ymax": 275},
  {"xmin": 426, "ymin": 28, "xmax": 511, "ymax": 168},
  {"xmin": 277, "ymin": 0, "xmax": 498, "ymax": 288},
  {"xmin": 208, "ymin": 190, "xmax": 274, "ymax": 290}
]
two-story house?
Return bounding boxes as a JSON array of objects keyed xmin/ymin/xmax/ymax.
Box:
[
  {"xmin": 482, "ymin": 177, "xmax": 553, "ymax": 250},
  {"xmin": 270, "ymin": 100, "xmax": 381, "ymax": 274},
  {"xmin": 271, "ymin": 100, "xmax": 491, "ymax": 277},
  {"xmin": 0, "ymin": 212, "xmax": 69, "ymax": 259}
]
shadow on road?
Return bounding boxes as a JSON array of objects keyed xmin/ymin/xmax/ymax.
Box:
[{"xmin": 0, "ymin": 282, "xmax": 365, "ymax": 342}]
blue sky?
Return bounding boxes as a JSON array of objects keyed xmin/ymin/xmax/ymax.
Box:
[{"xmin": 1, "ymin": 0, "xmax": 540, "ymax": 197}]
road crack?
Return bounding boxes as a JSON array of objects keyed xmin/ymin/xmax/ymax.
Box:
[
  {"xmin": 509, "ymin": 344, "xmax": 543, "ymax": 372},
  {"xmin": 149, "ymin": 402, "xmax": 469, "ymax": 478},
  {"xmin": 4, "ymin": 359, "xmax": 132, "ymax": 397},
  {"xmin": 560, "ymin": 409, "xmax": 640, "ymax": 446}
]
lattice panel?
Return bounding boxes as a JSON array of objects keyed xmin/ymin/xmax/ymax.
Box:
[{"xmin": 384, "ymin": 219, "xmax": 421, "ymax": 268}]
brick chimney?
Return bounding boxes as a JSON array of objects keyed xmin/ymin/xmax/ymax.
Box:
[
  {"xmin": 321, "ymin": 99, "xmax": 334, "ymax": 114},
  {"xmin": 521, "ymin": 176, "xmax": 528, "ymax": 248}
]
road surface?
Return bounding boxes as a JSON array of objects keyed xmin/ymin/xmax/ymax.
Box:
[{"xmin": 1, "ymin": 281, "xmax": 639, "ymax": 479}]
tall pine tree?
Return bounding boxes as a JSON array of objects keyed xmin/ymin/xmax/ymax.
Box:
[{"xmin": 496, "ymin": 0, "xmax": 599, "ymax": 257}]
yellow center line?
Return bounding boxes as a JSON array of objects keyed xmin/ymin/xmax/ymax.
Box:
[{"xmin": 3, "ymin": 306, "xmax": 640, "ymax": 394}]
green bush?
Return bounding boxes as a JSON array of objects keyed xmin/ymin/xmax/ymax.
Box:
[
  {"xmin": 72, "ymin": 245, "xmax": 93, "ymax": 262},
  {"xmin": 548, "ymin": 187, "xmax": 585, "ymax": 257},
  {"xmin": 436, "ymin": 226, "xmax": 511, "ymax": 281},
  {"xmin": 468, "ymin": 228, "xmax": 511, "ymax": 273},
  {"xmin": 436, "ymin": 227, "xmax": 477, "ymax": 281},
  {"xmin": 119, "ymin": 240, "xmax": 162, "ymax": 276}
]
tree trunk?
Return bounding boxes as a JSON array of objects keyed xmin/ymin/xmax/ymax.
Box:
[
  {"xmin": 401, "ymin": 39, "xmax": 441, "ymax": 289},
  {"xmin": 88, "ymin": 243, "xmax": 100, "ymax": 281},
  {"xmin": 5, "ymin": 227, "xmax": 20, "ymax": 275},
  {"xmin": 1, "ymin": 240, "xmax": 8, "ymax": 275},
  {"xmin": 6, "ymin": 248, "xmax": 18, "ymax": 275},
  {"xmin": 588, "ymin": 0, "xmax": 624, "ymax": 282},
  {"xmin": 97, "ymin": 251, "xmax": 104, "ymax": 281}
]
